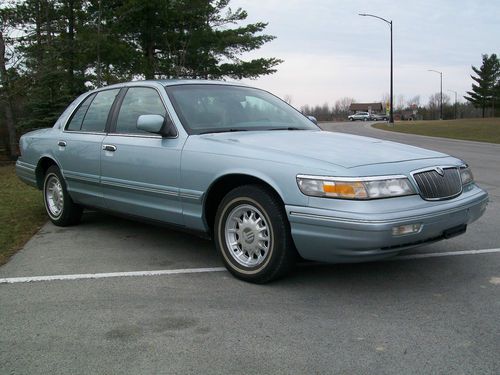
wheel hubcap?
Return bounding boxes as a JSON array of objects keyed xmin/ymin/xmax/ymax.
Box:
[
  {"xmin": 45, "ymin": 175, "xmax": 64, "ymax": 217},
  {"xmin": 224, "ymin": 204, "xmax": 271, "ymax": 267}
]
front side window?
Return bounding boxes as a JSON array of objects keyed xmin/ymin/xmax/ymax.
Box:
[
  {"xmin": 80, "ymin": 89, "xmax": 120, "ymax": 132},
  {"xmin": 115, "ymin": 87, "xmax": 167, "ymax": 134},
  {"xmin": 165, "ymin": 85, "xmax": 318, "ymax": 134}
]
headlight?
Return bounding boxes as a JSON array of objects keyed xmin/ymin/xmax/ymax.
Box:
[
  {"xmin": 296, "ymin": 175, "xmax": 415, "ymax": 200},
  {"xmin": 460, "ymin": 165, "xmax": 474, "ymax": 185}
]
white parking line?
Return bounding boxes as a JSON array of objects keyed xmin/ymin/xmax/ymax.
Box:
[
  {"xmin": 0, "ymin": 248, "xmax": 499, "ymax": 285},
  {"xmin": 0, "ymin": 267, "xmax": 226, "ymax": 284}
]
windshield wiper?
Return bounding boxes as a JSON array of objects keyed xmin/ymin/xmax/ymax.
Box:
[
  {"xmin": 199, "ymin": 129, "xmax": 248, "ymax": 134},
  {"xmin": 269, "ymin": 127, "xmax": 303, "ymax": 131}
]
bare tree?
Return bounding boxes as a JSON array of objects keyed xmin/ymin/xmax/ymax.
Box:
[
  {"xmin": 407, "ymin": 95, "xmax": 420, "ymax": 108},
  {"xmin": 428, "ymin": 92, "xmax": 451, "ymax": 119},
  {"xmin": 396, "ymin": 94, "xmax": 406, "ymax": 111},
  {"xmin": 332, "ymin": 97, "xmax": 355, "ymax": 119},
  {"xmin": 283, "ymin": 94, "xmax": 293, "ymax": 105}
]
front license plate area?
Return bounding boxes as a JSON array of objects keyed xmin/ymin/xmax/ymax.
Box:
[{"xmin": 443, "ymin": 224, "xmax": 467, "ymax": 239}]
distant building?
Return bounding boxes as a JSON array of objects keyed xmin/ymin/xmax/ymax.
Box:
[{"xmin": 349, "ymin": 103, "xmax": 384, "ymax": 114}]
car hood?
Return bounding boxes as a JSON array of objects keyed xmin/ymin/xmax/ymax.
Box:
[{"xmin": 197, "ymin": 130, "xmax": 448, "ymax": 168}]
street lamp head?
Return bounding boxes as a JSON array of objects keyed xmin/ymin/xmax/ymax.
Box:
[
  {"xmin": 358, "ymin": 12, "xmax": 391, "ymax": 24},
  {"xmin": 428, "ymin": 69, "xmax": 443, "ymax": 75}
]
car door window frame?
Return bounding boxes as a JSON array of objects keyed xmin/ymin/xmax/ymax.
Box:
[
  {"xmin": 63, "ymin": 87, "xmax": 124, "ymax": 135},
  {"xmin": 108, "ymin": 85, "xmax": 178, "ymax": 139}
]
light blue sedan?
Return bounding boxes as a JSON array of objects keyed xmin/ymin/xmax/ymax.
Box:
[{"xmin": 16, "ymin": 80, "xmax": 488, "ymax": 283}]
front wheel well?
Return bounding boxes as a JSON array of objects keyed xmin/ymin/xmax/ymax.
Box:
[
  {"xmin": 203, "ymin": 174, "xmax": 284, "ymax": 235},
  {"xmin": 35, "ymin": 157, "xmax": 58, "ymax": 190}
]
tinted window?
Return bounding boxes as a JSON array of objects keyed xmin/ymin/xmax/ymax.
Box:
[
  {"xmin": 80, "ymin": 89, "xmax": 120, "ymax": 132},
  {"xmin": 66, "ymin": 93, "xmax": 96, "ymax": 131},
  {"xmin": 166, "ymin": 85, "xmax": 318, "ymax": 134},
  {"xmin": 116, "ymin": 87, "xmax": 166, "ymax": 134}
]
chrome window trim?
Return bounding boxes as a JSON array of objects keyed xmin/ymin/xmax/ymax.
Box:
[
  {"xmin": 107, "ymin": 133, "xmax": 163, "ymax": 139},
  {"xmin": 410, "ymin": 165, "xmax": 463, "ymax": 201},
  {"xmin": 296, "ymin": 174, "xmax": 409, "ymax": 182},
  {"xmin": 62, "ymin": 130, "xmax": 107, "ymax": 136}
]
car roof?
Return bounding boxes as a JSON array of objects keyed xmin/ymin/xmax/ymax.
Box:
[{"xmin": 94, "ymin": 79, "xmax": 248, "ymax": 92}]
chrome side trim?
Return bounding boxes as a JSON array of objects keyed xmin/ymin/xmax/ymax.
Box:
[
  {"xmin": 179, "ymin": 192, "xmax": 203, "ymax": 200},
  {"xmin": 16, "ymin": 161, "xmax": 36, "ymax": 172},
  {"xmin": 100, "ymin": 180, "xmax": 179, "ymax": 197},
  {"xmin": 64, "ymin": 172, "xmax": 100, "ymax": 185},
  {"xmin": 296, "ymin": 174, "xmax": 408, "ymax": 182}
]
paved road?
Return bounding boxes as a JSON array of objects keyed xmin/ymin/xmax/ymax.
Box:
[{"xmin": 1, "ymin": 123, "xmax": 499, "ymax": 374}]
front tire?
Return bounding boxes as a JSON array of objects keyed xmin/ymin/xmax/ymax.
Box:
[
  {"xmin": 214, "ymin": 185, "xmax": 296, "ymax": 283},
  {"xmin": 43, "ymin": 165, "xmax": 83, "ymax": 226}
]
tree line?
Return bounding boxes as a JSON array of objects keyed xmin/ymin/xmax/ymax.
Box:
[
  {"xmin": 0, "ymin": 0, "xmax": 281, "ymax": 158},
  {"xmin": 300, "ymin": 94, "xmax": 487, "ymax": 122},
  {"xmin": 301, "ymin": 52, "xmax": 500, "ymax": 122}
]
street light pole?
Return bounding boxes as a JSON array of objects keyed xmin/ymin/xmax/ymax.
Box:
[
  {"xmin": 359, "ymin": 13, "xmax": 394, "ymax": 124},
  {"xmin": 448, "ymin": 89, "xmax": 458, "ymax": 119},
  {"xmin": 428, "ymin": 69, "xmax": 443, "ymax": 120}
]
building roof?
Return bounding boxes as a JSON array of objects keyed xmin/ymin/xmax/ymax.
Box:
[{"xmin": 349, "ymin": 103, "xmax": 383, "ymax": 111}]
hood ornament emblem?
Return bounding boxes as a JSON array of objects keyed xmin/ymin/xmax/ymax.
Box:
[{"xmin": 435, "ymin": 167, "xmax": 445, "ymax": 176}]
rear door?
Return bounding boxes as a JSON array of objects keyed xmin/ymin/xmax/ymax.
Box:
[
  {"xmin": 57, "ymin": 88, "xmax": 121, "ymax": 207},
  {"xmin": 100, "ymin": 86, "xmax": 185, "ymax": 225}
]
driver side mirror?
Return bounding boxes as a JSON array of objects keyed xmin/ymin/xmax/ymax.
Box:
[
  {"xmin": 137, "ymin": 114, "xmax": 177, "ymax": 137},
  {"xmin": 307, "ymin": 115, "xmax": 318, "ymax": 125}
]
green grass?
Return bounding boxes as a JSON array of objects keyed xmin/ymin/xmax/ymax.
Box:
[
  {"xmin": 373, "ymin": 118, "xmax": 500, "ymax": 144},
  {"xmin": 0, "ymin": 164, "xmax": 47, "ymax": 265}
]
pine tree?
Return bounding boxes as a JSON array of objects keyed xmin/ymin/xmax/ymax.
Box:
[
  {"xmin": 102, "ymin": 0, "xmax": 282, "ymax": 80},
  {"xmin": 464, "ymin": 54, "xmax": 500, "ymax": 118}
]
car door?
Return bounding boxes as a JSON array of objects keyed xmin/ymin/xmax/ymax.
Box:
[
  {"xmin": 57, "ymin": 88, "xmax": 121, "ymax": 207},
  {"xmin": 100, "ymin": 86, "xmax": 185, "ymax": 225}
]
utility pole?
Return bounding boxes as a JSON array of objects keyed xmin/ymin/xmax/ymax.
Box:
[
  {"xmin": 359, "ymin": 13, "xmax": 394, "ymax": 124},
  {"xmin": 97, "ymin": 0, "xmax": 102, "ymax": 87},
  {"xmin": 428, "ymin": 69, "xmax": 443, "ymax": 120}
]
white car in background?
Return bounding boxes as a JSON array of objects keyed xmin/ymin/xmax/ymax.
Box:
[{"xmin": 348, "ymin": 112, "xmax": 372, "ymax": 121}]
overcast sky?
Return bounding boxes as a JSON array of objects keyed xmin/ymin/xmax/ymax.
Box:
[{"xmin": 231, "ymin": 0, "xmax": 499, "ymax": 108}]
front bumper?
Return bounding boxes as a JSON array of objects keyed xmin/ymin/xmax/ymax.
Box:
[{"xmin": 286, "ymin": 185, "xmax": 488, "ymax": 263}]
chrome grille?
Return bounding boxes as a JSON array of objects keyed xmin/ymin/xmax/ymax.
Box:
[{"xmin": 413, "ymin": 167, "xmax": 462, "ymax": 200}]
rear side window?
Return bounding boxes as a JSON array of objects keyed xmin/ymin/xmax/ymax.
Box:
[
  {"xmin": 66, "ymin": 89, "xmax": 120, "ymax": 132},
  {"xmin": 66, "ymin": 93, "xmax": 96, "ymax": 131},
  {"xmin": 115, "ymin": 87, "xmax": 167, "ymax": 134}
]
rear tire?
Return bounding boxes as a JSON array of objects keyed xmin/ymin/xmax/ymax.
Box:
[
  {"xmin": 43, "ymin": 165, "xmax": 83, "ymax": 226},
  {"xmin": 214, "ymin": 185, "xmax": 296, "ymax": 283}
]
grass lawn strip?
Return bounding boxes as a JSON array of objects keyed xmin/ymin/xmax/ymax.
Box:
[
  {"xmin": 372, "ymin": 118, "xmax": 500, "ymax": 144},
  {"xmin": 0, "ymin": 164, "xmax": 46, "ymax": 266}
]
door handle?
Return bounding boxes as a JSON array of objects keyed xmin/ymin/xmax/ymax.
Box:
[
  {"xmin": 102, "ymin": 144, "xmax": 117, "ymax": 152},
  {"xmin": 58, "ymin": 141, "xmax": 67, "ymax": 147}
]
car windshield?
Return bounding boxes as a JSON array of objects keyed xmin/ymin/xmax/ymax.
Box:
[{"xmin": 165, "ymin": 84, "xmax": 319, "ymax": 134}]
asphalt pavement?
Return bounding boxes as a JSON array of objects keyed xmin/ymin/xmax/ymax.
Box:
[{"xmin": 1, "ymin": 122, "xmax": 499, "ymax": 375}]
